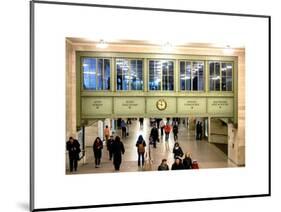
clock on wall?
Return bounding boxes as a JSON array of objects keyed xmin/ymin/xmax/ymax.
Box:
[{"xmin": 156, "ymin": 99, "xmax": 167, "ymax": 111}]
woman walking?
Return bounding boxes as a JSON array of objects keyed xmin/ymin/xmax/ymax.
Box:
[
  {"xmin": 93, "ymin": 137, "xmax": 103, "ymax": 168},
  {"xmin": 136, "ymin": 135, "xmax": 146, "ymax": 167}
]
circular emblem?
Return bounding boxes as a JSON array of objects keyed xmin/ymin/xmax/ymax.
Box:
[{"xmin": 156, "ymin": 99, "xmax": 167, "ymax": 111}]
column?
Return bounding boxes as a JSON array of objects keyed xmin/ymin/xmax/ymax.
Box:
[
  {"xmin": 98, "ymin": 120, "xmax": 104, "ymax": 140},
  {"xmin": 208, "ymin": 117, "xmax": 211, "ymax": 142},
  {"xmin": 111, "ymin": 119, "xmax": 116, "ymax": 134}
]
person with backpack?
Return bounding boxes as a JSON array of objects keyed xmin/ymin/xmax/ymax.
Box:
[{"xmin": 136, "ymin": 135, "xmax": 146, "ymax": 167}]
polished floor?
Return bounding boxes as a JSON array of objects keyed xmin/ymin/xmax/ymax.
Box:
[{"xmin": 66, "ymin": 119, "xmax": 236, "ymax": 174}]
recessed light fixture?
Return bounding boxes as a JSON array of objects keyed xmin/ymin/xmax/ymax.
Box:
[
  {"xmin": 162, "ymin": 42, "xmax": 173, "ymax": 51},
  {"xmin": 223, "ymin": 45, "xmax": 234, "ymax": 54},
  {"xmin": 96, "ymin": 39, "xmax": 108, "ymax": 49}
]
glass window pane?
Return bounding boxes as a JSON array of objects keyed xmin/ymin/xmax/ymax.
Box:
[
  {"xmin": 162, "ymin": 61, "xmax": 168, "ymax": 90},
  {"xmin": 209, "ymin": 62, "xmax": 220, "ymax": 91},
  {"xmin": 130, "ymin": 60, "xmax": 143, "ymax": 90},
  {"xmin": 192, "ymin": 62, "xmax": 199, "ymax": 90},
  {"xmin": 97, "ymin": 59, "xmax": 103, "ymax": 90},
  {"xmin": 198, "ymin": 62, "xmax": 204, "ymax": 90},
  {"xmin": 186, "ymin": 62, "xmax": 191, "ymax": 90},
  {"xmin": 130, "ymin": 60, "xmax": 137, "ymax": 90},
  {"xmin": 180, "ymin": 61, "xmax": 185, "ymax": 90},
  {"xmin": 82, "ymin": 58, "xmax": 96, "ymax": 90},
  {"xmin": 137, "ymin": 60, "xmax": 143, "ymax": 90},
  {"xmin": 104, "ymin": 59, "xmax": 110, "ymax": 90},
  {"xmin": 222, "ymin": 63, "xmax": 232, "ymax": 91},
  {"xmin": 149, "ymin": 60, "xmax": 161, "ymax": 90},
  {"xmin": 116, "ymin": 59, "xmax": 129, "ymax": 90},
  {"xmin": 168, "ymin": 61, "xmax": 174, "ymax": 90}
]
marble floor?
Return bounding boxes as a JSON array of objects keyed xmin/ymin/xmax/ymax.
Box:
[{"xmin": 66, "ymin": 118, "xmax": 236, "ymax": 174}]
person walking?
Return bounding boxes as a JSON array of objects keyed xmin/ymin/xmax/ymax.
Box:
[
  {"xmin": 66, "ymin": 137, "xmax": 81, "ymax": 173},
  {"xmin": 139, "ymin": 117, "xmax": 144, "ymax": 128},
  {"xmin": 172, "ymin": 123, "xmax": 179, "ymax": 142},
  {"xmin": 104, "ymin": 125, "xmax": 110, "ymax": 142},
  {"xmin": 136, "ymin": 135, "xmax": 146, "ymax": 167},
  {"xmin": 150, "ymin": 124, "xmax": 159, "ymax": 148},
  {"xmin": 198, "ymin": 122, "xmax": 203, "ymax": 140},
  {"xmin": 121, "ymin": 120, "xmax": 127, "ymax": 138},
  {"xmin": 106, "ymin": 135, "xmax": 114, "ymax": 160},
  {"xmin": 171, "ymin": 157, "xmax": 185, "ymax": 170},
  {"xmin": 158, "ymin": 159, "xmax": 169, "ymax": 171},
  {"xmin": 93, "ymin": 137, "xmax": 103, "ymax": 168},
  {"xmin": 164, "ymin": 122, "xmax": 172, "ymax": 142},
  {"xmin": 183, "ymin": 152, "xmax": 193, "ymax": 169},
  {"xmin": 172, "ymin": 142, "xmax": 184, "ymax": 159},
  {"xmin": 160, "ymin": 119, "xmax": 165, "ymax": 136},
  {"xmin": 111, "ymin": 136, "xmax": 125, "ymax": 171},
  {"xmin": 196, "ymin": 121, "xmax": 200, "ymax": 140}
]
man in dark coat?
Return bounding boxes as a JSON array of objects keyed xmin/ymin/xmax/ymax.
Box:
[
  {"xmin": 172, "ymin": 123, "xmax": 179, "ymax": 141},
  {"xmin": 66, "ymin": 137, "xmax": 81, "ymax": 172},
  {"xmin": 111, "ymin": 136, "xmax": 125, "ymax": 171},
  {"xmin": 107, "ymin": 135, "xmax": 114, "ymax": 160},
  {"xmin": 150, "ymin": 125, "xmax": 159, "ymax": 148},
  {"xmin": 171, "ymin": 157, "xmax": 184, "ymax": 170}
]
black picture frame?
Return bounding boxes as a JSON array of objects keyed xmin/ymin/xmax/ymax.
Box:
[{"xmin": 30, "ymin": 0, "xmax": 271, "ymax": 211}]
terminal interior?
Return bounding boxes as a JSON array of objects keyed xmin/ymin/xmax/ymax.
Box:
[
  {"xmin": 65, "ymin": 38, "xmax": 245, "ymax": 174},
  {"xmin": 66, "ymin": 117, "xmax": 236, "ymax": 174}
]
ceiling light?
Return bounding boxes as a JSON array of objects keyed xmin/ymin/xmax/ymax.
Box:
[
  {"xmin": 162, "ymin": 42, "xmax": 173, "ymax": 52},
  {"xmin": 96, "ymin": 39, "xmax": 108, "ymax": 49},
  {"xmin": 223, "ymin": 45, "xmax": 234, "ymax": 54}
]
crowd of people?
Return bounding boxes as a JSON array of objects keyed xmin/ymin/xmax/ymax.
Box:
[{"xmin": 66, "ymin": 118, "xmax": 201, "ymax": 173}]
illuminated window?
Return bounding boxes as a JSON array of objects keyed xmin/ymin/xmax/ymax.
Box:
[
  {"xmin": 209, "ymin": 62, "xmax": 233, "ymax": 91},
  {"xmin": 180, "ymin": 61, "xmax": 204, "ymax": 91},
  {"xmin": 149, "ymin": 60, "xmax": 174, "ymax": 91},
  {"xmin": 221, "ymin": 63, "xmax": 233, "ymax": 91},
  {"xmin": 116, "ymin": 59, "xmax": 143, "ymax": 91},
  {"xmin": 82, "ymin": 57, "xmax": 110, "ymax": 90}
]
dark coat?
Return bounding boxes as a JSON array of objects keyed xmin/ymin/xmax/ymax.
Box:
[
  {"xmin": 111, "ymin": 141, "xmax": 125, "ymax": 165},
  {"xmin": 158, "ymin": 164, "xmax": 169, "ymax": 171},
  {"xmin": 66, "ymin": 139, "xmax": 80, "ymax": 160},
  {"xmin": 171, "ymin": 162, "xmax": 184, "ymax": 170},
  {"xmin": 173, "ymin": 125, "xmax": 178, "ymax": 134},
  {"xmin": 107, "ymin": 138, "xmax": 114, "ymax": 151},
  {"xmin": 173, "ymin": 146, "xmax": 183, "ymax": 159},
  {"xmin": 150, "ymin": 127, "xmax": 159, "ymax": 140},
  {"xmin": 183, "ymin": 156, "xmax": 192, "ymax": 169},
  {"xmin": 93, "ymin": 140, "xmax": 103, "ymax": 158}
]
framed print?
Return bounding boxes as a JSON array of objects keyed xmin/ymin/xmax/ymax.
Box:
[{"xmin": 30, "ymin": 0, "xmax": 271, "ymax": 211}]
